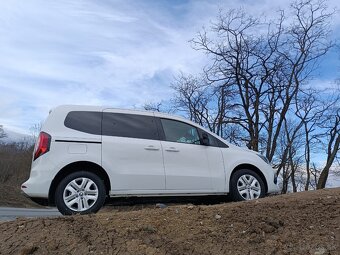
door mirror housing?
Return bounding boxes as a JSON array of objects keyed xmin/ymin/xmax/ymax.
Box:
[{"xmin": 201, "ymin": 133, "xmax": 210, "ymax": 146}]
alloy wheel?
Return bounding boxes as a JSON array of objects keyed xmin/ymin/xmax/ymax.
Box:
[
  {"xmin": 237, "ymin": 174, "xmax": 261, "ymax": 200},
  {"xmin": 63, "ymin": 177, "xmax": 99, "ymax": 212}
]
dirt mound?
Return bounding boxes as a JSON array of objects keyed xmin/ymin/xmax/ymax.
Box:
[
  {"xmin": 1, "ymin": 188, "xmax": 339, "ymax": 255},
  {"xmin": 0, "ymin": 184, "xmax": 40, "ymax": 208}
]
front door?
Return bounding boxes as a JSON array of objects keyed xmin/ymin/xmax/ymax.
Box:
[{"xmin": 159, "ymin": 118, "xmax": 213, "ymax": 191}]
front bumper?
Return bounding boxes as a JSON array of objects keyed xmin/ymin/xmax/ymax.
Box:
[{"xmin": 266, "ymin": 166, "xmax": 280, "ymax": 194}]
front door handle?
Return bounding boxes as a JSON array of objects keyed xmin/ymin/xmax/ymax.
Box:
[
  {"xmin": 165, "ymin": 147, "xmax": 179, "ymax": 152},
  {"xmin": 144, "ymin": 145, "xmax": 160, "ymax": 151}
]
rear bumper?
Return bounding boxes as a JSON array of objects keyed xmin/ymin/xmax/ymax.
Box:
[
  {"xmin": 21, "ymin": 190, "xmax": 49, "ymax": 206},
  {"xmin": 21, "ymin": 168, "xmax": 53, "ymax": 199}
]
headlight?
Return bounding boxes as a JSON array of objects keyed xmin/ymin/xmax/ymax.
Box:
[{"xmin": 257, "ymin": 154, "xmax": 270, "ymax": 164}]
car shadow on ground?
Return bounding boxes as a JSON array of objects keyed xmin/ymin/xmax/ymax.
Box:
[{"xmin": 102, "ymin": 195, "xmax": 233, "ymax": 212}]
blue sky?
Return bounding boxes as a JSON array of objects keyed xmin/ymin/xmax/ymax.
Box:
[{"xmin": 0, "ymin": 0, "xmax": 339, "ymax": 134}]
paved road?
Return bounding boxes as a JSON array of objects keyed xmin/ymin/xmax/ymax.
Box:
[
  {"xmin": 0, "ymin": 207, "xmax": 61, "ymax": 221},
  {"xmin": 0, "ymin": 196, "xmax": 230, "ymax": 222}
]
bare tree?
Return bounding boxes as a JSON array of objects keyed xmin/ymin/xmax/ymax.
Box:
[
  {"xmin": 0, "ymin": 125, "xmax": 7, "ymax": 140},
  {"xmin": 168, "ymin": 0, "xmax": 335, "ymax": 193},
  {"xmin": 293, "ymin": 87, "xmax": 331, "ymax": 190},
  {"xmin": 275, "ymin": 116, "xmax": 305, "ymax": 193},
  {"xmin": 171, "ymin": 73, "xmax": 238, "ymax": 138},
  {"xmin": 317, "ymin": 101, "xmax": 340, "ymax": 189},
  {"xmin": 27, "ymin": 122, "xmax": 42, "ymax": 145},
  {"xmin": 143, "ymin": 102, "xmax": 163, "ymax": 112},
  {"xmin": 190, "ymin": 0, "xmax": 332, "ymax": 158}
]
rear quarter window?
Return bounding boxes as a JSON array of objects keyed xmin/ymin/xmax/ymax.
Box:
[{"xmin": 64, "ymin": 111, "xmax": 102, "ymax": 135}]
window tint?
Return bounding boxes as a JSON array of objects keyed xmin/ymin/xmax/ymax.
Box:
[
  {"xmin": 217, "ymin": 139, "xmax": 229, "ymax": 148},
  {"xmin": 64, "ymin": 111, "xmax": 102, "ymax": 135},
  {"xmin": 205, "ymin": 132, "xmax": 229, "ymax": 148},
  {"xmin": 102, "ymin": 113, "xmax": 159, "ymax": 140},
  {"xmin": 161, "ymin": 119, "xmax": 200, "ymax": 145},
  {"xmin": 198, "ymin": 128, "xmax": 229, "ymax": 148},
  {"xmin": 206, "ymin": 133, "xmax": 219, "ymax": 147},
  {"xmin": 207, "ymin": 133, "xmax": 228, "ymax": 147}
]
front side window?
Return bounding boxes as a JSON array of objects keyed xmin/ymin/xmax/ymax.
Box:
[
  {"xmin": 204, "ymin": 132, "xmax": 229, "ymax": 148},
  {"xmin": 205, "ymin": 132, "xmax": 219, "ymax": 147},
  {"xmin": 161, "ymin": 119, "xmax": 200, "ymax": 145}
]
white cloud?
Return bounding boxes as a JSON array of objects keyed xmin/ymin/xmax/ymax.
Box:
[{"xmin": 0, "ymin": 0, "xmax": 339, "ymax": 132}]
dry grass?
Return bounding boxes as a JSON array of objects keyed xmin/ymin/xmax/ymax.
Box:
[{"xmin": 0, "ymin": 142, "xmax": 37, "ymax": 207}]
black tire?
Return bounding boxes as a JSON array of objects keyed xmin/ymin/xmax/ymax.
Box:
[
  {"xmin": 55, "ymin": 171, "xmax": 106, "ymax": 215},
  {"xmin": 230, "ymin": 169, "xmax": 266, "ymax": 202}
]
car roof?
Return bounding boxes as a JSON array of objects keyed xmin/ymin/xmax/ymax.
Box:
[
  {"xmin": 53, "ymin": 105, "xmax": 188, "ymax": 121},
  {"xmin": 51, "ymin": 105, "xmax": 227, "ymax": 144}
]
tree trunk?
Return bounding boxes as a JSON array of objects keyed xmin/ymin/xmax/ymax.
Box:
[{"xmin": 317, "ymin": 134, "xmax": 340, "ymax": 189}]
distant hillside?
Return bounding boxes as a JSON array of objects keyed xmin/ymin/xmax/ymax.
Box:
[{"xmin": 0, "ymin": 128, "xmax": 33, "ymax": 144}]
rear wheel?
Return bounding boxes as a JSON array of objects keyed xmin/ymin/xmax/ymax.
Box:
[
  {"xmin": 230, "ymin": 169, "xmax": 265, "ymax": 201},
  {"xmin": 55, "ymin": 171, "xmax": 106, "ymax": 215}
]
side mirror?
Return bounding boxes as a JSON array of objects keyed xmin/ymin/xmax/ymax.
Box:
[{"xmin": 202, "ymin": 133, "xmax": 210, "ymax": 146}]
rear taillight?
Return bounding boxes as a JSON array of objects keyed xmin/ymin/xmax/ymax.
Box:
[{"xmin": 33, "ymin": 132, "xmax": 51, "ymax": 160}]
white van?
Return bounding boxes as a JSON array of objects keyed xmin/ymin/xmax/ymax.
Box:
[{"xmin": 21, "ymin": 105, "xmax": 279, "ymax": 215}]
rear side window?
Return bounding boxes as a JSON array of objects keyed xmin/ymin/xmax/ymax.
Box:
[
  {"xmin": 64, "ymin": 111, "xmax": 102, "ymax": 135},
  {"xmin": 102, "ymin": 113, "xmax": 159, "ymax": 140}
]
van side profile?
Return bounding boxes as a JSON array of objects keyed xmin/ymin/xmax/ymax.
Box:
[{"xmin": 21, "ymin": 105, "xmax": 279, "ymax": 215}]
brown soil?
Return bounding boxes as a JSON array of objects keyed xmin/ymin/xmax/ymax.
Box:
[
  {"xmin": 0, "ymin": 188, "xmax": 339, "ymax": 255},
  {"xmin": 0, "ymin": 184, "xmax": 41, "ymax": 208}
]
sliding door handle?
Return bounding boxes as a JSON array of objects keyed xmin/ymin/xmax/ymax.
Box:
[
  {"xmin": 165, "ymin": 147, "xmax": 179, "ymax": 152},
  {"xmin": 144, "ymin": 145, "xmax": 160, "ymax": 151}
]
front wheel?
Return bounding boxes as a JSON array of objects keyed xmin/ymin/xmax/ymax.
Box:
[
  {"xmin": 55, "ymin": 171, "xmax": 106, "ymax": 215},
  {"xmin": 230, "ymin": 169, "xmax": 266, "ymax": 201}
]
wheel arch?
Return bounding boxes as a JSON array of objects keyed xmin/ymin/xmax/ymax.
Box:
[
  {"xmin": 48, "ymin": 161, "xmax": 111, "ymax": 205},
  {"xmin": 229, "ymin": 164, "xmax": 268, "ymax": 193}
]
